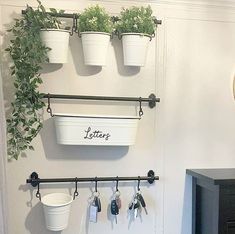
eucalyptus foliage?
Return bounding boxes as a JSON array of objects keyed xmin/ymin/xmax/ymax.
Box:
[
  {"xmin": 78, "ymin": 5, "xmax": 114, "ymax": 34},
  {"xmin": 116, "ymin": 6, "xmax": 156, "ymax": 36},
  {"xmin": 5, "ymin": 0, "xmax": 67, "ymax": 160}
]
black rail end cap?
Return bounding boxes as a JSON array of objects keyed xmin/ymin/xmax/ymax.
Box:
[
  {"xmin": 30, "ymin": 172, "xmax": 39, "ymax": 187},
  {"xmin": 147, "ymin": 170, "xmax": 155, "ymax": 184}
]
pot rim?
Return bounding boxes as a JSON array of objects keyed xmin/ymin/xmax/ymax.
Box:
[
  {"xmin": 41, "ymin": 193, "xmax": 73, "ymax": 207},
  {"xmin": 80, "ymin": 31, "xmax": 111, "ymax": 36},
  {"xmin": 121, "ymin": 32, "xmax": 152, "ymax": 38},
  {"xmin": 40, "ymin": 28, "xmax": 70, "ymax": 33},
  {"xmin": 54, "ymin": 113, "xmax": 140, "ymax": 120}
]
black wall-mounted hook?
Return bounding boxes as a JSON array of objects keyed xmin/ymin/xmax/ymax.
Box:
[
  {"xmin": 36, "ymin": 183, "xmax": 41, "ymax": 201},
  {"xmin": 69, "ymin": 14, "xmax": 77, "ymax": 36},
  {"xmin": 137, "ymin": 176, "xmax": 141, "ymax": 191},
  {"xmin": 73, "ymin": 177, "xmax": 79, "ymax": 200},
  {"xmin": 95, "ymin": 177, "xmax": 98, "ymax": 192},
  {"xmin": 46, "ymin": 93, "xmax": 54, "ymax": 117},
  {"xmin": 139, "ymin": 97, "xmax": 144, "ymax": 117},
  {"xmin": 116, "ymin": 176, "xmax": 119, "ymax": 192}
]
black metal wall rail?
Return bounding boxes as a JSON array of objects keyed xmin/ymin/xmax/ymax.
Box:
[
  {"xmin": 27, "ymin": 170, "xmax": 159, "ymax": 187},
  {"xmin": 22, "ymin": 10, "xmax": 162, "ymax": 25},
  {"xmin": 44, "ymin": 93, "xmax": 160, "ymax": 108},
  {"xmin": 45, "ymin": 93, "xmax": 160, "ymax": 117},
  {"xmin": 22, "ymin": 10, "xmax": 161, "ymax": 36},
  {"xmin": 27, "ymin": 170, "xmax": 159, "ymax": 200}
]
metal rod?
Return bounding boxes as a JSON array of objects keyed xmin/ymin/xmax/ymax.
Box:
[
  {"xmin": 21, "ymin": 10, "xmax": 162, "ymax": 25},
  {"xmin": 21, "ymin": 10, "xmax": 79, "ymax": 19},
  {"xmin": 27, "ymin": 171, "xmax": 159, "ymax": 187},
  {"xmin": 43, "ymin": 93, "xmax": 160, "ymax": 109}
]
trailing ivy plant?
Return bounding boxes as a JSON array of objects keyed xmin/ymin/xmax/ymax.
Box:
[
  {"xmin": 27, "ymin": 0, "xmax": 68, "ymax": 30},
  {"xmin": 78, "ymin": 5, "xmax": 114, "ymax": 34},
  {"xmin": 6, "ymin": 1, "xmax": 67, "ymax": 160},
  {"xmin": 115, "ymin": 5, "xmax": 156, "ymax": 36}
]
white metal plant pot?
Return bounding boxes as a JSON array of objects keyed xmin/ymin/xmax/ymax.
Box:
[
  {"xmin": 54, "ymin": 114, "xmax": 140, "ymax": 145},
  {"xmin": 121, "ymin": 33, "xmax": 151, "ymax": 67},
  {"xmin": 81, "ymin": 32, "xmax": 111, "ymax": 66},
  {"xmin": 41, "ymin": 193, "xmax": 73, "ymax": 231},
  {"xmin": 40, "ymin": 29, "xmax": 70, "ymax": 64}
]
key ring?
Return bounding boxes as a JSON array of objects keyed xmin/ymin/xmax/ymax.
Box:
[{"xmin": 92, "ymin": 191, "xmax": 100, "ymax": 198}]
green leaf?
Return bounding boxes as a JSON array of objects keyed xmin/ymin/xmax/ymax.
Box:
[{"xmin": 29, "ymin": 145, "xmax": 34, "ymax": 150}]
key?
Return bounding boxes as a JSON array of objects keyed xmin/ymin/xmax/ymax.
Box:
[
  {"xmin": 137, "ymin": 193, "xmax": 148, "ymax": 215},
  {"xmin": 129, "ymin": 201, "xmax": 134, "ymax": 210},
  {"xmin": 115, "ymin": 191, "xmax": 121, "ymax": 209},
  {"xmin": 134, "ymin": 199, "xmax": 141, "ymax": 218},
  {"xmin": 94, "ymin": 196, "xmax": 101, "ymax": 212},
  {"xmin": 111, "ymin": 199, "xmax": 119, "ymax": 224},
  {"xmin": 89, "ymin": 203, "xmax": 98, "ymax": 223},
  {"xmin": 116, "ymin": 196, "xmax": 122, "ymax": 209}
]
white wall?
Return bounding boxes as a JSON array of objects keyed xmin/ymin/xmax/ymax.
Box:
[{"xmin": 1, "ymin": 0, "xmax": 235, "ymax": 234}]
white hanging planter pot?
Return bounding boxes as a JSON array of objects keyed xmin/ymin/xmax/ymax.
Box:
[
  {"xmin": 41, "ymin": 193, "xmax": 73, "ymax": 231},
  {"xmin": 121, "ymin": 33, "xmax": 151, "ymax": 67},
  {"xmin": 54, "ymin": 114, "xmax": 140, "ymax": 145},
  {"xmin": 80, "ymin": 32, "xmax": 111, "ymax": 66},
  {"xmin": 40, "ymin": 29, "xmax": 70, "ymax": 64}
]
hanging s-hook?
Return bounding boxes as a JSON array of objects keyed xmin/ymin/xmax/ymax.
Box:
[
  {"xmin": 116, "ymin": 176, "xmax": 119, "ymax": 192},
  {"xmin": 95, "ymin": 177, "xmax": 98, "ymax": 193},
  {"xmin": 73, "ymin": 177, "xmax": 79, "ymax": 200},
  {"xmin": 137, "ymin": 176, "xmax": 141, "ymax": 192},
  {"xmin": 70, "ymin": 14, "xmax": 78, "ymax": 36},
  {"xmin": 36, "ymin": 183, "xmax": 41, "ymax": 201},
  {"xmin": 139, "ymin": 97, "xmax": 144, "ymax": 117},
  {"xmin": 46, "ymin": 93, "xmax": 54, "ymax": 117}
]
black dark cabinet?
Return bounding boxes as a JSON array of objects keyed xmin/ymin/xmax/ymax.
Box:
[{"xmin": 186, "ymin": 169, "xmax": 235, "ymax": 234}]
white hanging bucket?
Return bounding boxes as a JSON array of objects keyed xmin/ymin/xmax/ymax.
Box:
[
  {"xmin": 121, "ymin": 33, "xmax": 151, "ymax": 67},
  {"xmin": 54, "ymin": 114, "xmax": 140, "ymax": 146},
  {"xmin": 81, "ymin": 32, "xmax": 111, "ymax": 66},
  {"xmin": 40, "ymin": 29, "xmax": 70, "ymax": 64},
  {"xmin": 41, "ymin": 193, "xmax": 73, "ymax": 231}
]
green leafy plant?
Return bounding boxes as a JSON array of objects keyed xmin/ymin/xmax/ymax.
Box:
[
  {"xmin": 116, "ymin": 5, "xmax": 156, "ymax": 36},
  {"xmin": 78, "ymin": 5, "xmax": 114, "ymax": 34},
  {"xmin": 5, "ymin": 4, "xmax": 49, "ymax": 160},
  {"xmin": 26, "ymin": 0, "xmax": 68, "ymax": 30},
  {"xmin": 5, "ymin": 0, "xmax": 69, "ymax": 160}
]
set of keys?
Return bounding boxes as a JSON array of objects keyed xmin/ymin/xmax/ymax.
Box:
[
  {"xmin": 110, "ymin": 190, "xmax": 121, "ymax": 224},
  {"xmin": 89, "ymin": 186, "xmax": 148, "ymax": 223},
  {"xmin": 129, "ymin": 191, "xmax": 148, "ymax": 219},
  {"xmin": 89, "ymin": 192, "xmax": 101, "ymax": 223}
]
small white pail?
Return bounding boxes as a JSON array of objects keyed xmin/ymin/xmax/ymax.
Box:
[
  {"xmin": 40, "ymin": 29, "xmax": 70, "ymax": 64},
  {"xmin": 41, "ymin": 193, "xmax": 73, "ymax": 231},
  {"xmin": 121, "ymin": 33, "xmax": 151, "ymax": 66},
  {"xmin": 81, "ymin": 32, "xmax": 111, "ymax": 66}
]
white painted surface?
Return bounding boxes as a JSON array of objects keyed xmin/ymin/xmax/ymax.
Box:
[{"xmin": 1, "ymin": 0, "xmax": 235, "ymax": 234}]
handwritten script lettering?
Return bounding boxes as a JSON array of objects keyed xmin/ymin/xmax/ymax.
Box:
[{"xmin": 84, "ymin": 127, "xmax": 111, "ymax": 141}]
